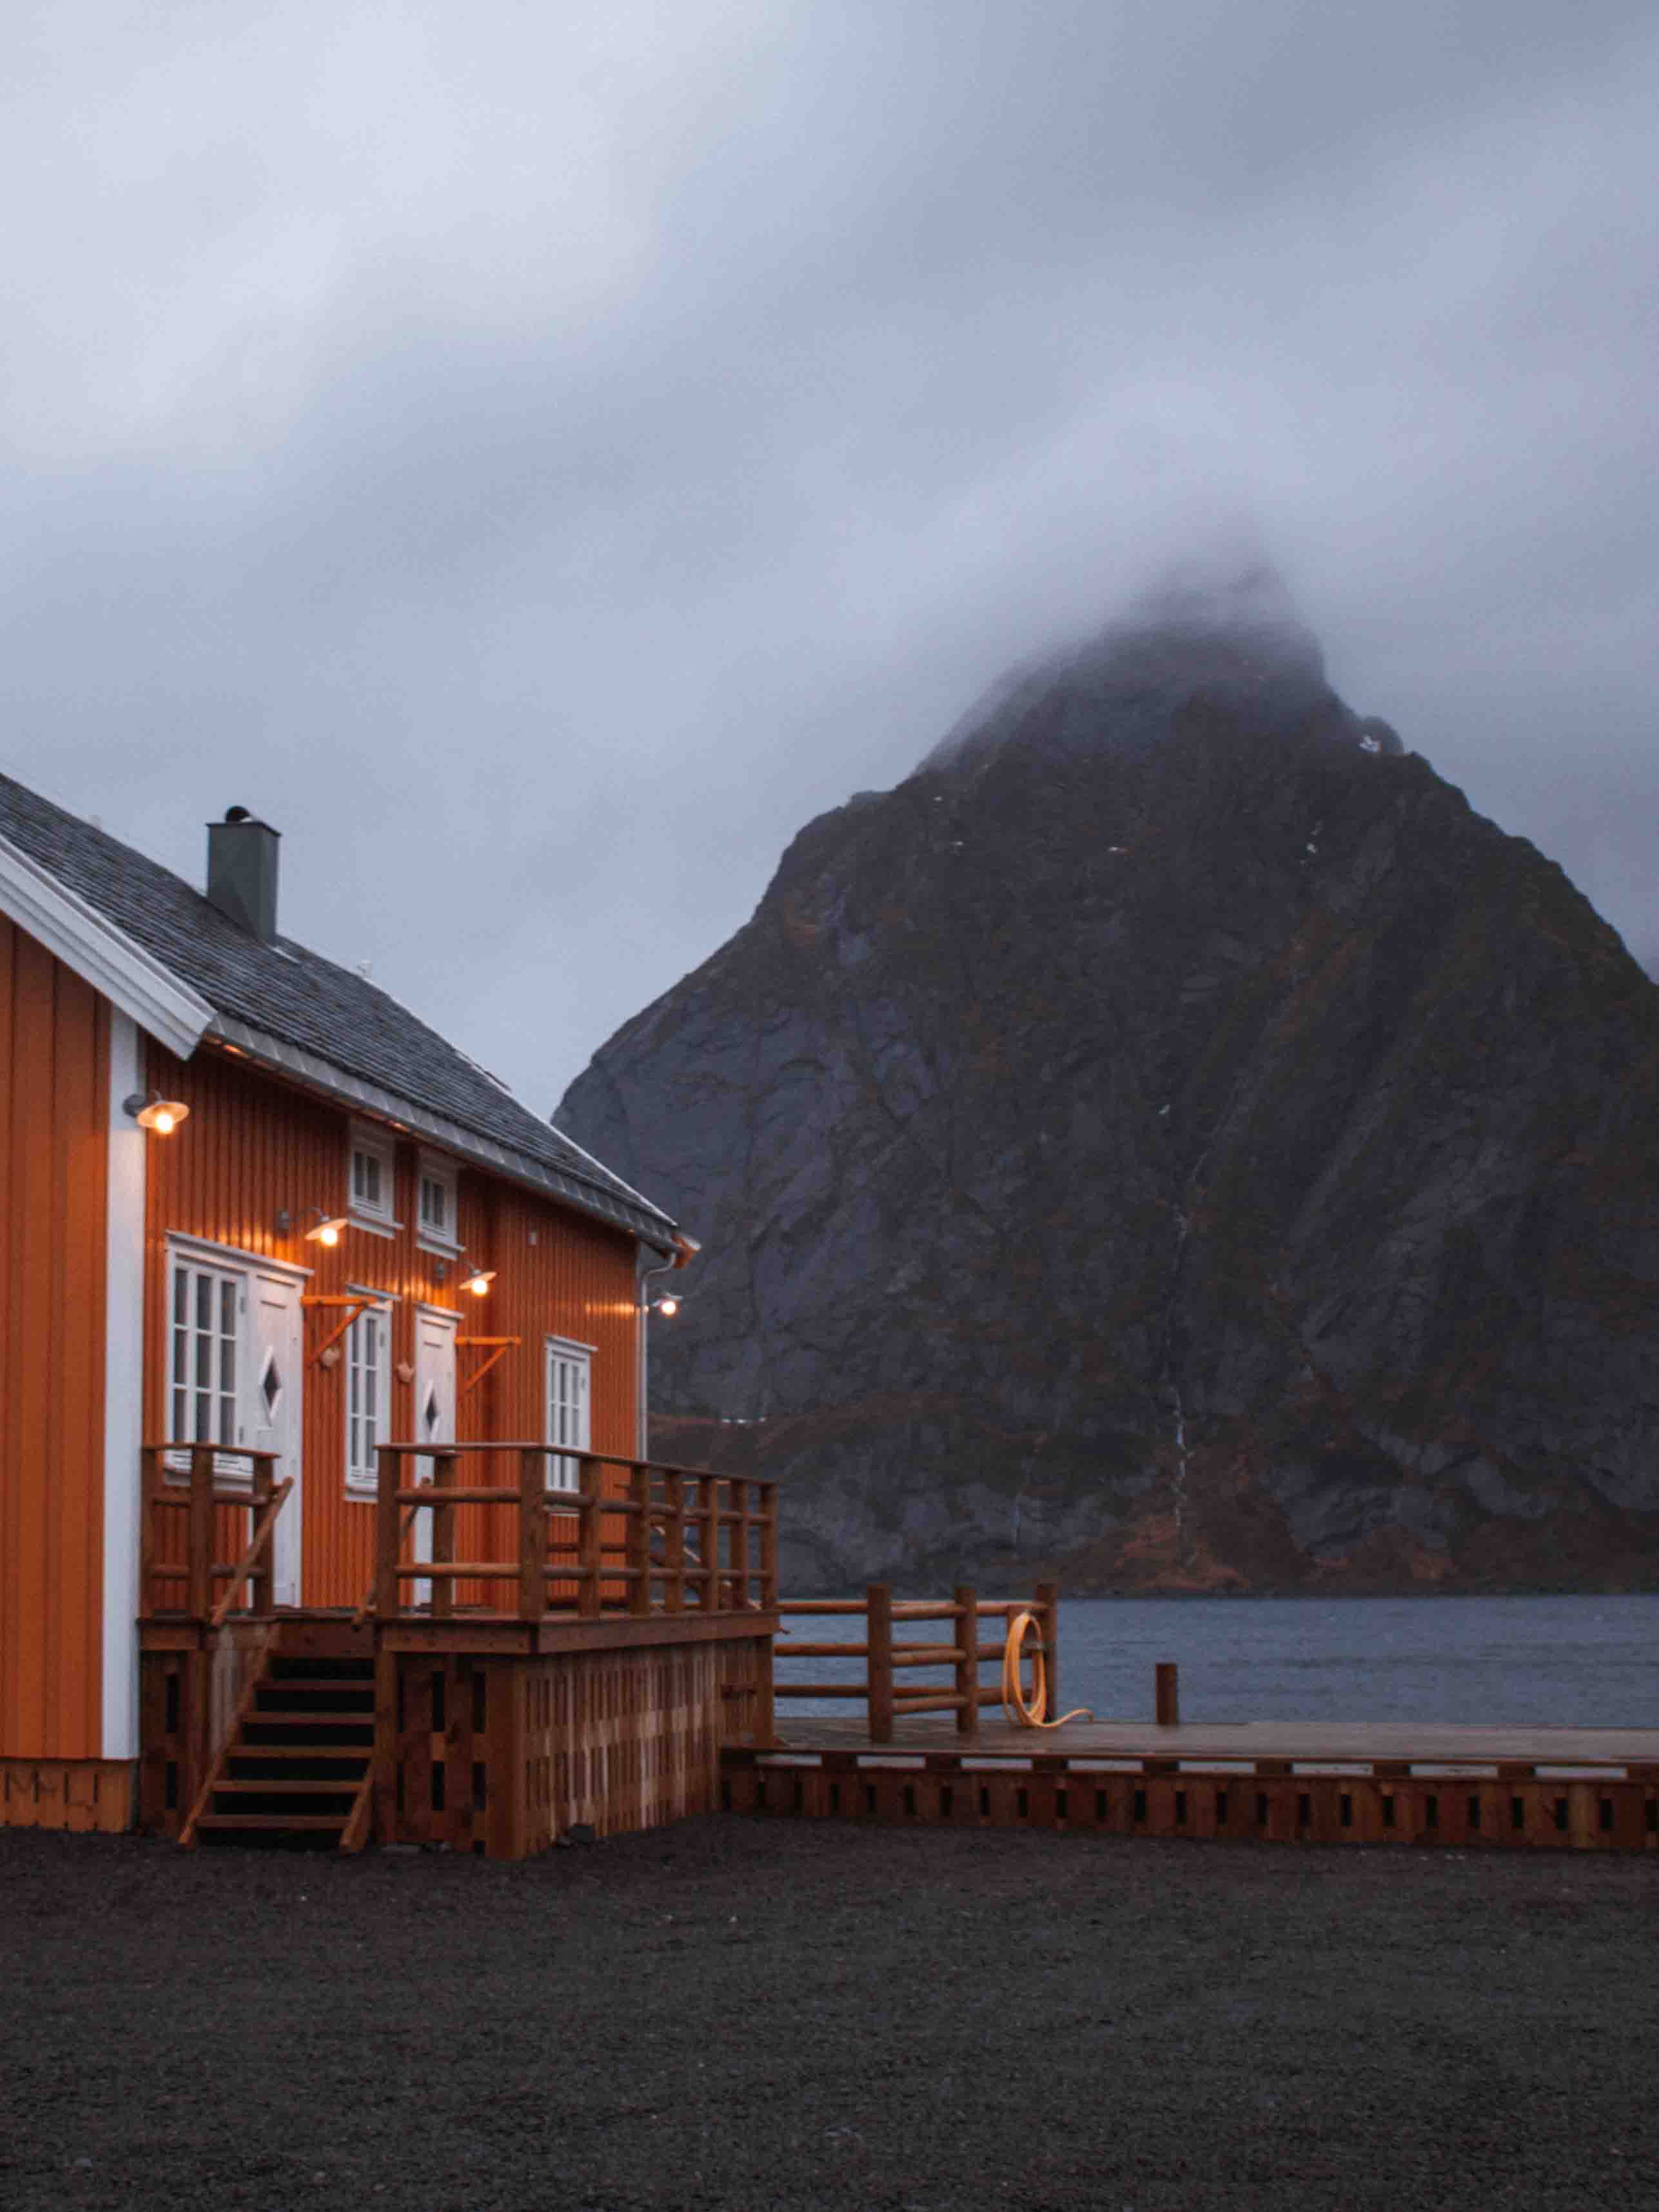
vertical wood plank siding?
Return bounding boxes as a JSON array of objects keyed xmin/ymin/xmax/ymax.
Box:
[
  {"xmin": 142, "ymin": 1041, "xmax": 640, "ymax": 1608},
  {"xmin": 0, "ymin": 918, "xmax": 110, "ymax": 1761}
]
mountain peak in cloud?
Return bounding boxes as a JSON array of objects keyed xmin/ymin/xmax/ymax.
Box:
[{"xmin": 921, "ymin": 538, "xmax": 1339, "ymax": 779}]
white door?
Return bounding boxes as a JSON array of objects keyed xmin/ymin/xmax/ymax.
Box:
[
  {"xmin": 412, "ymin": 1307, "xmax": 458, "ymax": 1609},
  {"xmin": 250, "ymin": 1271, "xmax": 304, "ymax": 1605}
]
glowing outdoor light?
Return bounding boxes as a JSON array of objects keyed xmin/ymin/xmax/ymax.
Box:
[
  {"xmin": 463, "ymin": 1266, "xmax": 496, "ymax": 1297},
  {"xmin": 304, "ymin": 1209, "xmax": 348, "ymax": 1247},
  {"xmin": 655, "ymin": 1295, "xmax": 680, "ymax": 1318},
  {"xmin": 123, "ymin": 1091, "xmax": 190, "ymax": 1135}
]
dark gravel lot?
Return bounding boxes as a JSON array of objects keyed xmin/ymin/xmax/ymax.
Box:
[{"xmin": 2, "ymin": 1819, "xmax": 1654, "ymax": 2211}]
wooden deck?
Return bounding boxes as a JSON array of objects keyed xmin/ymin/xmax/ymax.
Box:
[{"xmin": 770, "ymin": 1712, "xmax": 1659, "ymax": 1771}]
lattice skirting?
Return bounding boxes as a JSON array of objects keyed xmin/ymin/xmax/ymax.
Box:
[
  {"xmin": 1, "ymin": 1758, "xmax": 135, "ymax": 1833},
  {"xmin": 723, "ymin": 1751, "xmax": 1659, "ymax": 1852}
]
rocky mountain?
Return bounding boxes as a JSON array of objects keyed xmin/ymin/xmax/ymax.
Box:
[{"xmin": 556, "ymin": 563, "xmax": 1659, "ymax": 1594}]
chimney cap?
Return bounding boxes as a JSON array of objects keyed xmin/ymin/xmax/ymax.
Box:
[{"xmin": 225, "ymin": 804, "xmax": 251, "ymax": 823}]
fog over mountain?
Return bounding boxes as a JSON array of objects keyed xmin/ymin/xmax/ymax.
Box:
[
  {"xmin": 559, "ymin": 569, "xmax": 1659, "ymax": 1592},
  {"xmin": 2, "ymin": 3, "xmax": 1656, "ymax": 1111}
]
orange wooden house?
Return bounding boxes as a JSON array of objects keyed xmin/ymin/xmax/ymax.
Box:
[{"xmin": 0, "ymin": 776, "xmax": 775, "ymax": 1853}]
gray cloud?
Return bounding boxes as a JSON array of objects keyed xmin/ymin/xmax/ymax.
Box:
[{"xmin": 4, "ymin": 1, "xmax": 1656, "ymax": 1105}]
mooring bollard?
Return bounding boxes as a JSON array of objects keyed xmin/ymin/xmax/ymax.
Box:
[{"xmin": 1155, "ymin": 1661, "xmax": 1180, "ymax": 1727}]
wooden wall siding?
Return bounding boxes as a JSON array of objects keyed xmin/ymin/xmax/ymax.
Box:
[
  {"xmin": 387, "ymin": 1636, "xmax": 771, "ymax": 1856},
  {"xmin": 142, "ymin": 1041, "xmax": 640, "ymax": 1610},
  {"xmin": 0, "ymin": 919, "xmax": 110, "ymax": 1763}
]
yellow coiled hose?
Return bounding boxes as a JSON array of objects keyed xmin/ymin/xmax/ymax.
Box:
[{"xmin": 1000, "ymin": 1610, "xmax": 1094, "ymax": 1729}]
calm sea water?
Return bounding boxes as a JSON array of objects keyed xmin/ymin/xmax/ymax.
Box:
[{"xmin": 774, "ymin": 1594, "xmax": 1659, "ymax": 1728}]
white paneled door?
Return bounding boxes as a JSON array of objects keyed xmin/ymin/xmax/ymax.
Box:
[
  {"xmin": 411, "ymin": 1306, "xmax": 458, "ymax": 1610},
  {"xmin": 250, "ymin": 1270, "xmax": 304, "ymax": 1605}
]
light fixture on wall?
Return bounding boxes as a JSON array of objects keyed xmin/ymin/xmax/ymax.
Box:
[
  {"xmin": 304, "ymin": 1209, "xmax": 349, "ymax": 1247},
  {"xmin": 462, "ymin": 1265, "xmax": 496, "ymax": 1298},
  {"xmin": 653, "ymin": 1294, "xmax": 680, "ymax": 1318},
  {"xmin": 123, "ymin": 1090, "xmax": 190, "ymax": 1135}
]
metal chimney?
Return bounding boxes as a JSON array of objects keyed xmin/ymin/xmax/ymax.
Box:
[{"xmin": 206, "ymin": 805, "xmax": 280, "ymax": 943}]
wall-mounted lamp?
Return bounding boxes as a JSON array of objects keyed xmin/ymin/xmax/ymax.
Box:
[
  {"xmin": 462, "ymin": 1266, "xmax": 496, "ymax": 1298},
  {"xmin": 123, "ymin": 1090, "xmax": 190, "ymax": 1135},
  {"xmin": 652, "ymin": 1294, "xmax": 681, "ymax": 1318},
  {"xmin": 304, "ymin": 1208, "xmax": 349, "ymax": 1248}
]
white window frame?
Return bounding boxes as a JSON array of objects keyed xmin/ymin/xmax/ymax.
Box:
[
  {"xmin": 414, "ymin": 1149, "xmax": 462, "ymax": 1258},
  {"xmin": 344, "ymin": 1288, "xmax": 393, "ymax": 1499},
  {"xmin": 544, "ymin": 1336, "xmax": 593, "ymax": 1495},
  {"xmin": 347, "ymin": 1121, "xmax": 398, "ymax": 1238},
  {"xmin": 166, "ymin": 1252, "xmax": 246, "ymax": 1482}
]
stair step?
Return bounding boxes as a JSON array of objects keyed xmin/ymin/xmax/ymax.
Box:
[
  {"xmin": 226, "ymin": 1744, "xmax": 368, "ymax": 1761},
  {"xmin": 212, "ymin": 1779, "xmax": 361, "ymax": 1796},
  {"xmin": 195, "ymin": 1814, "xmax": 349, "ymax": 1832},
  {"xmin": 248, "ymin": 1707, "xmax": 373, "ymax": 1725}
]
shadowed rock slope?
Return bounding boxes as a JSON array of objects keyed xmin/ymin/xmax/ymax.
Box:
[{"xmin": 557, "ymin": 573, "xmax": 1659, "ymax": 1592}]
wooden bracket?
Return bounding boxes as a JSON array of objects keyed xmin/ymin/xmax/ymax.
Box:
[
  {"xmin": 457, "ymin": 1335, "xmax": 520, "ymax": 1396},
  {"xmin": 301, "ymin": 1293, "xmax": 386, "ymax": 1367}
]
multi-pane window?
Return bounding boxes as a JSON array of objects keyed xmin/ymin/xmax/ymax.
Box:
[
  {"xmin": 348, "ymin": 1124, "xmax": 397, "ymax": 1233},
  {"xmin": 346, "ymin": 1299, "xmax": 390, "ymax": 1495},
  {"xmin": 545, "ymin": 1341, "xmax": 592, "ymax": 1494},
  {"xmin": 170, "ymin": 1260, "xmax": 241, "ymax": 1456},
  {"xmin": 415, "ymin": 1153, "xmax": 459, "ymax": 1254}
]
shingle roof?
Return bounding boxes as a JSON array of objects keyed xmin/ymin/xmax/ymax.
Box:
[{"xmin": 0, "ymin": 770, "xmax": 676, "ymax": 1246}]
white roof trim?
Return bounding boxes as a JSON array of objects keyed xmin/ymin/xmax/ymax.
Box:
[{"xmin": 0, "ymin": 830, "xmax": 213, "ymax": 1060}]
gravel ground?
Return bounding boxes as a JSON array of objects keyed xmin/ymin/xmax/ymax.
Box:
[{"xmin": 2, "ymin": 1819, "xmax": 1655, "ymax": 2211}]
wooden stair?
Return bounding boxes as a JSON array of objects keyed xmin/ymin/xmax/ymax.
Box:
[{"xmin": 184, "ymin": 1652, "xmax": 377, "ymax": 1850}]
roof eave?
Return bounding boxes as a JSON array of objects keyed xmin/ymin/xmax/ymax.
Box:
[
  {"xmin": 0, "ymin": 829, "xmax": 214, "ymax": 1059},
  {"xmin": 206, "ymin": 1014, "xmax": 681, "ymax": 1253}
]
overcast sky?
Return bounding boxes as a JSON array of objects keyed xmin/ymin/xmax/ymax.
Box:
[{"xmin": 5, "ymin": 1, "xmax": 1656, "ymax": 1111}]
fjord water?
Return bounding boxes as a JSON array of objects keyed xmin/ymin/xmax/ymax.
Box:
[
  {"xmin": 774, "ymin": 1595, "xmax": 1659, "ymax": 1727},
  {"xmin": 1055, "ymin": 1595, "xmax": 1659, "ymax": 1728}
]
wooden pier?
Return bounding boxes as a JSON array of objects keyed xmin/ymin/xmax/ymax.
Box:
[{"xmin": 731, "ymin": 1586, "xmax": 1659, "ymax": 1854}]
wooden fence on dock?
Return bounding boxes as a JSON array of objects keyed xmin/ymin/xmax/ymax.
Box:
[{"xmin": 774, "ymin": 1583, "xmax": 1056, "ymax": 1743}]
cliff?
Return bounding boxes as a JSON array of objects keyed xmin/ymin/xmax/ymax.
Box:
[{"xmin": 556, "ymin": 565, "xmax": 1659, "ymax": 1592}]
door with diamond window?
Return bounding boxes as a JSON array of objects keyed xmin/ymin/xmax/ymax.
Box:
[
  {"xmin": 251, "ymin": 1271, "xmax": 304, "ymax": 1604},
  {"xmin": 411, "ymin": 1306, "xmax": 458, "ymax": 1610}
]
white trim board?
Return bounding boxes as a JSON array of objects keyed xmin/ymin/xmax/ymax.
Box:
[
  {"xmin": 0, "ymin": 831, "xmax": 213, "ymax": 1062},
  {"xmin": 164, "ymin": 1229, "xmax": 311, "ymax": 1282},
  {"xmin": 101, "ymin": 1012, "xmax": 146, "ymax": 1761}
]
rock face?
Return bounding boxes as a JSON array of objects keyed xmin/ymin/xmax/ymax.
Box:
[{"xmin": 556, "ymin": 563, "xmax": 1659, "ymax": 1592}]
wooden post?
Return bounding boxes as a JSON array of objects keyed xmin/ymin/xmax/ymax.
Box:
[
  {"xmin": 734, "ymin": 1480, "xmax": 752, "ymax": 1609},
  {"xmin": 867, "ymin": 1584, "xmax": 894, "ymax": 1745},
  {"xmin": 663, "ymin": 1471, "xmax": 685, "ymax": 1613},
  {"xmin": 139, "ymin": 1447, "xmax": 157, "ymax": 1617},
  {"xmin": 430, "ymin": 1451, "xmax": 456, "ymax": 1617},
  {"xmin": 953, "ymin": 1585, "xmax": 979, "ymax": 1737},
  {"xmin": 700, "ymin": 1478, "xmax": 720, "ymax": 1612},
  {"xmin": 517, "ymin": 1449, "xmax": 544, "ymax": 1623},
  {"xmin": 250, "ymin": 1454, "xmax": 274, "ymax": 1616},
  {"xmin": 1036, "ymin": 1581, "xmax": 1059, "ymax": 1723},
  {"xmin": 627, "ymin": 1461, "xmax": 651, "ymax": 1615},
  {"xmin": 759, "ymin": 1482, "xmax": 778, "ymax": 1614},
  {"xmin": 375, "ymin": 1444, "xmax": 402, "ymax": 1622},
  {"xmin": 186, "ymin": 1446, "xmax": 214, "ymax": 1621},
  {"xmin": 373, "ymin": 1643, "xmax": 398, "ymax": 1846},
  {"xmin": 1156, "ymin": 1661, "xmax": 1180, "ymax": 1727},
  {"xmin": 576, "ymin": 1454, "xmax": 602, "ymax": 1618}
]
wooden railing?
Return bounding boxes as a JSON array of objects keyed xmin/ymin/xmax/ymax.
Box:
[
  {"xmin": 370, "ymin": 1442, "xmax": 779, "ymax": 1623},
  {"xmin": 140, "ymin": 1444, "xmax": 290, "ymax": 1621},
  {"xmin": 774, "ymin": 1582, "xmax": 1059, "ymax": 1743}
]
